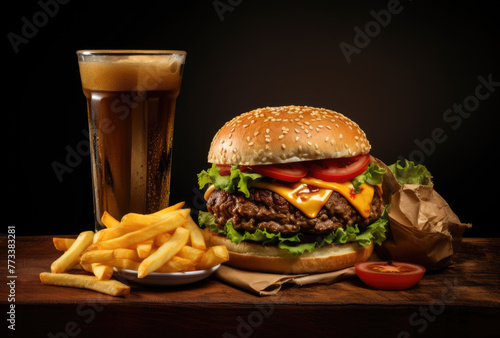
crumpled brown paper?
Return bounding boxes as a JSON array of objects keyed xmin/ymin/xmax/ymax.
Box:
[
  {"xmin": 372, "ymin": 157, "xmax": 472, "ymax": 271},
  {"xmin": 214, "ymin": 265, "xmax": 357, "ymax": 296},
  {"xmin": 213, "ymin": 253, "xmax": 382, "ymax": 296}
]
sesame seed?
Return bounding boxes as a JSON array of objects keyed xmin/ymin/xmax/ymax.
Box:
[
  {"xmin": 249, "ymin": 142, "xmax": 254, "ymax": 146},
  {"xmin": 295, "ymin": 128, "xmax": 300, "ymax": 133},
  {"xmin": 247, "ymin": 136, "xmax": 251, "ymax": 142},
  {"xmin": 307, "ymin": 142, "xmax": 312, "ymax": 146},
  {"xmin": 281, "ymin": 144, "xmax": 286, "ymax": 150},
  {"xmin": 339, "ymin": 134, "xmax": 343, "ymax": 139},
  {"xmin": 266, "ymin": 128, "xmax": 270, "ymax": 134},
  {"xmin": 295, "ymin": 136, "xmax": 299, "ymax": 141},
  {"xmin": 279, "ymin": 135, "xmax": 284, "ymax": 140}
]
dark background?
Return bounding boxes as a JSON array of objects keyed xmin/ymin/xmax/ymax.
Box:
[{"xmin": 6, "ymin": 0, "xmax": 499, "ymax": 237}]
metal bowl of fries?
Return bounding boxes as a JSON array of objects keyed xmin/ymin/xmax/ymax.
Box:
[{"xmin": 113, "ymin": 264, "xmax": 221, "ymax": 286}]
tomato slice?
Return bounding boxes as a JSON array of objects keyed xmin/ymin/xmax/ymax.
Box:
[
  {"xmin": 307, "ymin": 154, "xmax": 370, "ymax": 182},
  {"xmin": 216, "ymin": 164, "xmax": 249, "ymax": 176},
  {"xmin": 216, "ymin": 164, "xmax": 232, "ymax": 176},
  {"xmin": 250, "ymin": 162, "xmax": 308, "ymax": 182},
  {"xmin": 355, "ymin": 261, "xmax": 426, "ymax": 290}
]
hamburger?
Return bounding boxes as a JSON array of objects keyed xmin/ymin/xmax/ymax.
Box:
[{"xmin": 197, "ymin": 106, "xmax": 388, "ymax": 273}]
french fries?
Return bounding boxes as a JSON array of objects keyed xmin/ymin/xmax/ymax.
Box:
[
  {"xmin": 51, "ymin": 231, "xmax": 94, "ymax": 273},
  {"xmin": 52, "ymin": 237, "xmax": 76, "ymax": 251},
  {"xmin": 42, "ymin": 203, "xmax": 229, "ymax": 297},
  {"xmin": 138, "ymin": 227, "xmax": 190, "ymax": 278},
  {"xmin": 40, "ymin": 272, "xmax": 130, "ymax": 296}
]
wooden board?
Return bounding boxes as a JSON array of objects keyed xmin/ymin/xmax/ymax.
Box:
[{"xmin": 1, "ymin": 236, "xmax": 499, "ymax": 337}]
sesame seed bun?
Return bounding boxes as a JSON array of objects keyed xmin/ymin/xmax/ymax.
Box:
[{"xmin": 208, "ymin": 105, "xmax": 371, "ymax": 165}]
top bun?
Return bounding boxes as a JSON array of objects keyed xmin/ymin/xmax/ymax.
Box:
[{"xmin": 208, "ymin": 105, "xmax": 371, "ymax": 165}]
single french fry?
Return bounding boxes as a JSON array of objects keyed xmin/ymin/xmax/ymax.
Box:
[
  {"xmin": 138, "ymin": 227, "xmax": 190, "ymax": 278},
  {"xmin": 109, "ymin": 259, "xmax": 141, "ymax": 271},
  {"xmin": 90, "ymin": 264, "xmax": 113, "ymax": 281},
  {"xmin": 113, "ymin": 248, "xmax": 141, "ymax": 261},
  {"xmin": 155, "ymin": 256, "xmax": 195, "ymax": 273},
  {"xmin": 136, "ymin": 240, "xmax": 154, "ymax": 259},
  {"xmin": 51, "ymin": 231, "xmax": 94, "ymax": 273},
  {"xmin": 40, "ymin": 272, "xmax": 129, "ymax": 297},
  {"xmin": 196, "ymin": 245, "xmax": 229, "ymax": 270},
  {"xmin": 101, "ymin": 211, "xmax": 121, "ymax": 228},
  {"xmin": 154, "ymin": 233, "xmax": 172, "ymax": 247},
  {"xmin": 93, "ymin": 225, "xmax": 142, "ymax": 243},
  {"xmin": 152, "ymin": 201, "xmax": 185, "ymax": 215},
  {"xmin": 96, "ymin": 209, "xmax": 189, "ymax": 250},
  {"xmin": 80, "ymin": 250, "xmax": 114, "ymax": 265},
  {"xmin": 185, "ymin": 215, "xmax": 206, "ymax": 250},
  {"xmin": 120, "ymin": 213, "xmax": 164, "ymax": 227},
  {"xmin": 53, "ymin": 238, "xmax": 76, "ymax": 251},
  {"xmin": 177, "ymin": 245, "xmax": 204, "ymax": 263}
]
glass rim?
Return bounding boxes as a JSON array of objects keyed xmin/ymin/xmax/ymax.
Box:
[{"xmin": 76, "ymin": 49, "xmax": 187, "ymax": 56}]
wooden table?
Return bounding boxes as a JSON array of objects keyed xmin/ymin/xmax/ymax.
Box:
[{"xmin": 1, "ymin": 236, "xmax": 499, "ymax": 337}]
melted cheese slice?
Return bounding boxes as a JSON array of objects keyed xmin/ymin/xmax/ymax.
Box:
[
  {"xmin": 252, "ymin": 178, "xmax": 374, "ymax": 218},
  {"xmin": 203, "ymin": 177, "xmax": 376, "ymax": 219}
]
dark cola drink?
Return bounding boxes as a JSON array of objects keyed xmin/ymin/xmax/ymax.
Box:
[{"xmin": 77, "ymin": 50, "xmax": 186, "ymax": 230}]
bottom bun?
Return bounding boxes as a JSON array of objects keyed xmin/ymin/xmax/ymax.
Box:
[{"xmin": 203, "ymin": 229, "xmax": 374, "ymax": 274}]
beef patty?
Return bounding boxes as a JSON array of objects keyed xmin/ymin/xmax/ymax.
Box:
[{"xmin": 206, "ymin": 188, "xmax": 384, "ymax": 235}]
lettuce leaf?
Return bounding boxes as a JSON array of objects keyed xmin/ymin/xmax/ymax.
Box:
[
  {"xmin": 197, "ymin": 164, "xmax": 263, "ymax": 198},
  {"xmin": 352, "ymin": 163, "xmax": 386, "ymax": 193},
  {"xmin": 388, "ymin": 159, "xmax": 433, "ymax": 186},
  {"xmin": 198, "ymin": 207, "xmax": 389, "ymax": 255}
]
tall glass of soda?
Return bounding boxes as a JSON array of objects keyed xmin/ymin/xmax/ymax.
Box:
[{"xmin": 76, "ymin": 50, "xmax": 186, "ymax": 231}]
